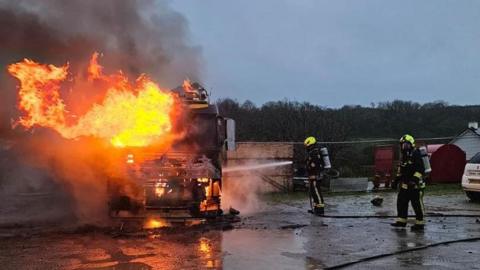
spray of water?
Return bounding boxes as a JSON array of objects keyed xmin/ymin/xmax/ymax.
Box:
[{"xmin": 223, "ymin": 161, "xmax": 293, "ymax": 173}]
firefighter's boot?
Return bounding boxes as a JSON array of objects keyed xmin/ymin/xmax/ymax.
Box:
[
  {"xmin": 314, "ymin": 204, "xmax": 325, "ymax": 216},
  {"xmin": 390, "ymin": 221, "xmax": 407, "ymax": 228},
  {"xmin": 411, "ymin": 223, "xmax": 425, "ymax": 231}
]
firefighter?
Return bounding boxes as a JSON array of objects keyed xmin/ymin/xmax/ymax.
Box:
[
  {"xmin": 391, "ymin": 134, "xmax": 426, "ymax": 231},
  {"xmin": 304, "ymin": 136, "xmax": 326, "ymax": 216}
]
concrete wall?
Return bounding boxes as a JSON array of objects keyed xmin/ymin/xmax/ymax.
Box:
[
  {"xmin": 227, "ymin": 142, "xmax": 294, "ymax": 160},
  {"xmin": 327, "ymin": 177, "xmax": 369, "ymax": 192},
  {"xmin": 225, "ymin": 142, "xmax": 294, "ymax": 192}
]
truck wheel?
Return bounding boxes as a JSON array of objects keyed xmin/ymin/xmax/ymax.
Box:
[
  {"xmin": 190, "ymin": 204, "xmax": 201, "ymax": 217},
  {"xmin": 466, "ymin": 191, "xmax": 480, "ymax": 202}
]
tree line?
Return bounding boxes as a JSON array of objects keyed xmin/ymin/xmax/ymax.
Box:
[
  {"xmin": 217, "ymin": 99, "xmax": 479, "ymax": 176},
  {"xmin": 218, "ymin": 99, "xmax": 479, "ymax": 142}
]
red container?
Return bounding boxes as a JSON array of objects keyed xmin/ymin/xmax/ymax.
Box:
[
  {"xmin": 430, "ymin": 144, "xmax": 466, "ymax": 183},
  {"xmin": 373, "ymin": 145, "xmax": 394, "ymax": 188},
  {"xmin": 426, "ymin": 144, "xmax": 443, "ymax": 157}
]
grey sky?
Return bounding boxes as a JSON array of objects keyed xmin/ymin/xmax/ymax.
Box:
[{"xmin": 170, "ymin": 0, "xmax": 480, "ymax": 107}]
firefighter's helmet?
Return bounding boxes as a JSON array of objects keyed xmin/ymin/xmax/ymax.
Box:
[
  {"xmin": 304, "ymin": 136, "xmax": 317, "ymax": 147},
  {"xmin": 399, "ymin": 134, "xmax": 415, "ymax": 146}
]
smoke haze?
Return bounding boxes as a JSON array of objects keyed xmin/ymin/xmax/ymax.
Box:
[
  {"xmin": 0, "ymin": 0, "xmax": 203, "ymax": 225},
  {"xmin": 0, "ymin": 0, "xmax": 203, "ymax": 136}
]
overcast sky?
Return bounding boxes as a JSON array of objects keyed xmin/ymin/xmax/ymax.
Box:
[{"xmin": 170, "ymin": 0, "xmax": 480, "ymax": 107}]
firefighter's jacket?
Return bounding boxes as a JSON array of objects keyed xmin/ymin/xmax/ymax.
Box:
[
  {"xmin": 397, "ymin": 148, "xmax": 425, "ymax": 189},
  {"xmin": 306, "ymin": 145, "xmax": 324, "ymax": 177}
]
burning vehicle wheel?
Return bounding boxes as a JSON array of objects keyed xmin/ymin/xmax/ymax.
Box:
[{"xmin": 108, "ymin": 195, "xmax": 143, "ymax": 217}]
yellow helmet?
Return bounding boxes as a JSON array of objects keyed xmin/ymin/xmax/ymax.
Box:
[
  {"xmin": 304, "ymin": 136, "xmax": 317, "ymax": 147},
  {"xmin": 399, "ymin": 134, "xmax": 415, "ymax": 146}
]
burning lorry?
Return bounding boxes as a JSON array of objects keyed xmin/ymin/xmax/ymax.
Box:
[
  {"xmin": 7, "ymin": 54, "xmax": 235, "ymax": 225},
  {"xmin": 107, "ymin": 82, "xmax": 235, "ymax": 221}
]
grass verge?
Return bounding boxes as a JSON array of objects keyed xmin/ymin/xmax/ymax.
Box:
[{"xmin": 262, "ymin": 183, "xmax": 463, "ymax": 203}]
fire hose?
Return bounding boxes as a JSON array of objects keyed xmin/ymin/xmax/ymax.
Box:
[
  {"xmin": 282, "ymin": 203, "xmax": 480, "ymax": 268},
  {"xmin": 325, "ymin": 236, "xmax": 480, "ymax": 269},
  {"xmin": 285, "ymin": 202, "xmax": 480, "ymax": 218},
  {"xmin": 284, "ymin": 201, "xmax": 480, "ymax": 268},
  {"xmin": 321, "ymin": 214, "xmax": 480, "ymax": 218},
  {"xmin": 283, "ymin": 203, "xmax": 480, "ymax": 267},
  {"xmin": 323, "ymin": 168, "xmax": 340, "ymax": 178}
]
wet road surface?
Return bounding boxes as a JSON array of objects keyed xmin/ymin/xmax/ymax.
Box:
[{"xmin": 1, "ymin": 190, "xmax": 480, "ymax": 269}]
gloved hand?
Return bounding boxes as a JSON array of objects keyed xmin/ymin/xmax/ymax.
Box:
[
  {"xmin": 391, "ymin": 176, "xmax": 399, "ymax": 190},
  {"xmin": 408, "ymin": 175, "xmax": 421, "ymax": 187},
  {"xmin": 413, "ymin": 176, "xmax": 421, "ymax": 184}
]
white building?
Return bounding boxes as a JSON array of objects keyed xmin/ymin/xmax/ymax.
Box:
[{"xmin": 450, "ymin": 122, "xmax": 480, "ymax": 160}]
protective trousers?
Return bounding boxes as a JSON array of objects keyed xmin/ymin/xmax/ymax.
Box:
[
  {"xmin": 309, "ymin": 175, "xmax": 324, "ymax": 206},
  {"xmin": 396, "ymin": 186, "xmax": 425, "ymax": 224}
]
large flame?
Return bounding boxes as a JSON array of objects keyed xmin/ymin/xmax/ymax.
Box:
[{"xmin": 8, "ymin": 53, "xmax": 179, "ymax": 147}]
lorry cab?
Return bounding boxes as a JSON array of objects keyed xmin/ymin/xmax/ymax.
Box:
[{"xmin": 108, "ymin": 82, "xmax": 235, "ymax": 222}]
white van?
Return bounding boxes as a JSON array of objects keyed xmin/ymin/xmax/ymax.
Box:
[{"xmin": 462, "ymin": 152, "xmax": 480, "ymax": 201}]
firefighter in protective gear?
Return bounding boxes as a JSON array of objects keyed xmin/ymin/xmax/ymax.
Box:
[
  {"xmin": 304, "ymin": 136, "xmax": 326, "ymax": 216},
  {"xmin": 391, "ymin": 134, "xmax": 426, "ymax": 231}
]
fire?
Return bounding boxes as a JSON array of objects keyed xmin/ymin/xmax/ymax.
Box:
[
  {"xmin": 87, "ymin": 52, "xmax": 103, "ymax": 80},
  {"xmin": 199, "ymin": 237, "xmax": 211, "ymax": 253},
  {"xmin": 182, "ymin": 79, "xmax": 193, "ymax": 91},
  {"xmin": 8, "ymin": 53, "xmax": 179, "ymax": 147},
  {"xmin": 144, "ymin": 218, "xmax": 168, "ymax": 229}
]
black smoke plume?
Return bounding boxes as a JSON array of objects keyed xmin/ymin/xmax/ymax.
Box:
[{"xmin": 0, "ymin": 0, "xmax": 202, "ymax": 226}]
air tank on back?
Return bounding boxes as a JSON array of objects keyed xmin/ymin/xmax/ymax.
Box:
[
  {"xmin": 320, "ymin": 147, "xmax": 332, "ymax": 169},
  {"xmin": 419, "ymin": 146, "xmax": 432, "ymax": 174}
]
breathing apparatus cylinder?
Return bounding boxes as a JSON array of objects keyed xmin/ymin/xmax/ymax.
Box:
[
  {"xmin": 419, "ymin": 146, "xmax": 432, "ymax": 174},
  {"xmin": 320, "ymin": 147, "xmax": 332, "ymax": 169}
]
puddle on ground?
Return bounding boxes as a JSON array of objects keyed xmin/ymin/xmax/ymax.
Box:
[
  {"xmin": 222, "ymin": 229, "xmax": 307, "ymax": 270},
  {"xmin": 0, "ymin": 228, "xmax": 308, "ymax": 270}
]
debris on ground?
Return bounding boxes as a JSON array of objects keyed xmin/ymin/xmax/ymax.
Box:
[
  {"xmin": 229, "ymin": 207, "xmax": 240, "ymax": 216},
  {"xmin": 280, "ymin": 224, "xmax": 308, "ymax": 230},
  {"xmin": 371, "ymin": 196, "xmax": 384, "ymax": 206}
]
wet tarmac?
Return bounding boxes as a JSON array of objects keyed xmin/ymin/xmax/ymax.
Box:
[{"xmin": 1, "ymin": 190, "xmax": 480, "ymax": 269}]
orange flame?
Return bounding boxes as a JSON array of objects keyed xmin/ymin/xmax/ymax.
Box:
[
  {"xmin": 182, "ymin": 79, "xmax": 193, "ymax": 91},
  {"xmin": 8, "ymin": 53, "xmax": 179, "ymax": 148},
  {"xmin": 144, "ymin": 218, "xmax": 168, "ymax": 229},
  {"xmin": 87, "ymin": 52, "xmax": 103, "ymax": 80}
]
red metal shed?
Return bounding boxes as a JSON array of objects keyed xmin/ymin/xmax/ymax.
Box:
[
  {"xmin": 427, "ymin": 144, "xmax": 443, "ymax": 157},
  {"xmin": 430, "ymin": 144, "xmax": 466, "ymax": 183}
]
